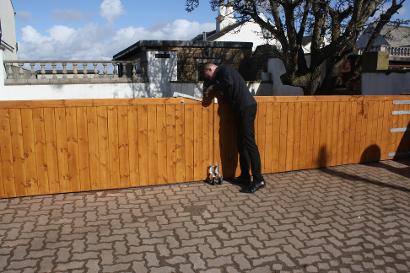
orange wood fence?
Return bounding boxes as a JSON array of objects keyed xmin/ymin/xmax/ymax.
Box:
[{"xmin": 0, "ymin": 96, "xmax": 409, "ymax": 198}]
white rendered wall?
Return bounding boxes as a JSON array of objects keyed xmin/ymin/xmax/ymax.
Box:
[
  {"xmin": 147, "ymin": 51, "xmax": 178, "ymax": 97},
  {"xmin": 214, "ymin": 21, "xmax": 278, "ymax": 51},
  {"xmin": 267, "ymin": 58, "xmax": 304, "ymax": 96},
  {"xmin": 0, "ymin": 82, "xmax": 151, "ymax": 100}
]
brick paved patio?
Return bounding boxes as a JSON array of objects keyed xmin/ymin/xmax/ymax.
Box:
[{"xmin": 1, "ymin": 160, "xmax": 410, "ymax": 273}]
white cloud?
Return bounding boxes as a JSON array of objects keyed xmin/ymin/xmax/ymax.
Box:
[
  {"xmin": 48, "ymin": 25, "xmax": 76, "ymax": 43},
  {"xmin": 100, "ymin": 0, "xmax": 124, "ymax": 23},
  {"xmin": 18, "ymin": 20, "xmax": 214, "ymax": 60}
]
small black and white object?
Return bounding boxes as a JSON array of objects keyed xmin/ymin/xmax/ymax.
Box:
[{"xmin": 207, "ymin": 164, "xmax": 223, "ymax": 185}]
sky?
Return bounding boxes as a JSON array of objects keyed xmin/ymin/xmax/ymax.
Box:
[
  {"xmin": 11, "ymin": 0, "xmax": 410, "ymax": 60},
  {"xmin": 12, "ymin": 0, "xmax": 217, "ymax": 59}
]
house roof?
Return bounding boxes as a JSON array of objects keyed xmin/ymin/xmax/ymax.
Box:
[
  {"xmin": 357, "ymin": 24, "xmax": 410, "ymax": 49},
  {"xmin": 113, "ymin": 40, "xmax": 253, "ymax": 60},
  {"xmin": 380, "ymin": 25, "xmax": 410, "ymax": 47},
  {"xmin": 191, "ymin": 21, "xmax": 244, "ymax": 42}
]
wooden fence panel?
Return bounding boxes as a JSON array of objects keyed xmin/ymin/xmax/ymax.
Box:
[{"xmin": 0, "ymin": 96, "xmax": 409, "ymax": 198}]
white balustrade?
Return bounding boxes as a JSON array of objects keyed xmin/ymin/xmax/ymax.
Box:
[
  {"xmin": 359, "ymin": 46, "xmax": 410, "ymax": 59},
  {"xmin": 4, "ymin": 60, "xmax": 143, "ymax": 85}
]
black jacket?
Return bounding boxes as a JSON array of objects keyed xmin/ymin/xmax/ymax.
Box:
[{"xmin": 209, "ymin": 65, "xmax": 256, "ymax": 112}]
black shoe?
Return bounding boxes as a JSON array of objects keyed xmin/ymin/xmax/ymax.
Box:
[
  {"xmin": 235, "ymin": 175, "xmax": 251, "ymax": 184},
  {"xmin": 248, "ymin": 180, "xmax": 265, "ymax": 193}
]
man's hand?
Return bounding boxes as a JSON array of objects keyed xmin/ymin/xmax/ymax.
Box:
[{"xmin": 202, "ymin": 85, "xmax": 215, "ymax": 107}]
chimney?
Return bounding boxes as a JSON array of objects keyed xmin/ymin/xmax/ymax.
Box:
[
  {"xmin": 216, "ymin": 0, "xmax": 236, "ymax": 33},
  {"xmin": 202, "ymin": 32, "xmax": 207, "ymax": 41}
]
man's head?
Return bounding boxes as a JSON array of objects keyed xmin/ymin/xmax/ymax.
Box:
[{"xmin": 203, "ymin": 63, "xmax": 218, "ymax": 81}]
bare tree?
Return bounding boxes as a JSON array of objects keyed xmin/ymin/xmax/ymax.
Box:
[{"xmin": 186, "ymin": 0, "xmax": 407, "ymax": 94}]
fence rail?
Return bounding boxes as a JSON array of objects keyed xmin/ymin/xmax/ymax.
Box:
[
  {"xmin": 0, "ymin": 96, "xmax": 409, "ymax": 199},
  {"xmin": 4, "ymin": 60, "xmax": 144, "ymax": 85}
]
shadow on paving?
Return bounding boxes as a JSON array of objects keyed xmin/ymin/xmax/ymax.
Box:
[{"xmin": 317, "ymin": 145, "xmax": 410, "ymax": 194}]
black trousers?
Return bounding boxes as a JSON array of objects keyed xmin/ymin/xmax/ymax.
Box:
[{"xmin": 237, "ymin": 104, "xmax": 264, "ymax": 182}]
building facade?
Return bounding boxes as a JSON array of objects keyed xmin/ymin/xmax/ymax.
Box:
[{"xmin": 0, "ymin": 0, "xmax": 17, "ymax": 60}]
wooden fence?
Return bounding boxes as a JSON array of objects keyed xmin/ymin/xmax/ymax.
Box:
[{"xmin": 0, "ymin": 96, "xmax": 409, "ymax": 198}]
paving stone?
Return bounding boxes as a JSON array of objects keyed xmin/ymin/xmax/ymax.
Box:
[{"xmin": 0, "ymin": 160, "xmax": 410, "ymax": 272}]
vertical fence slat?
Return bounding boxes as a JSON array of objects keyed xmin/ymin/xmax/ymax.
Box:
[
  {"xmin": 32, "ymin": 109, "xmax": 49, "ymax": 195},
  {"xmin": 55, "ymin": 108, "xmax": 70, "ymax": 192},
  {"xmin": 292, "ymin": 102, "xmax": 302, "ymax": 170},
  {"xmin": 165, "ymin": 104, "xmax": 176, "ymax": 183},
  {"xmin": 108, "ymin": 106, "xmax": 120, "ymax": 188},
  {"xmin": 317, "ymin": 101, "xmax": 328, "ymax": 167},
  {"xmin": 117, "ymin": 106, "xmax": 130, "ymax": 187},
  {"xmin": 0, "ymin": 140, "xmax": 4, "ymax": 198},
  {"xmin": 331, "ymin": 102, "xmax": 340, "ymax": 166},
  {"xmin": 278, "ymin": 103, "xmax": 288, "ymax": 172},
  {"xmin": 264, "ymin": 103, "xmax": 273, "ymax": 173},
  {"xmin": 354, "ymin": 99, "xmax": 365, "ymax": 162},
  {"xmin": 201, "ymin": 106, "xmax": 211, "ymax": 178},
  {"xmin": 86, "ymin": 107, "xmax": 100, "ymax": 190},
  {"xmin": 156, "ymin": 105, "xmax": 167, "ymax": 184},
  {"xmin": 148, "ymin": 105, "xmax": 159, "ymax": 185},
  {"xmin": 341, "ymin": 101, "xmax": 351, "ymax": 165},
  {"xmin": 396, "ymin": 102, "xmax": 409, "ymax": 156},
  {"xmin": 285, "ymin": 102, "xmax": 295, "ymax": 171},
  {"xmin": 305, "ymin": 102, "xmax": 316, "ymax": 169},
  {"xmin": 0, "ymin": 109, "xmax": 16, "ymax": 197},
  {"xmin": 128, "ymin": 106, "xmax": 139, "ymax": 186},
  {"xmin": 204, "ymin": 106, "xmax": 213, "ymax": 177},
  {"xmin": 335, "ymin": 102, "xmax": 345, "ymax": 166},
  {"xmin": 380, "ymin": 100, "xmax": 392, "ymax": 160},
  {"xmin": 175, "ymin": 104, "xmax": 186, "ymax": 182},
  {"xmin": 97, "ymin": 107, "xmax": 110, "ymax": 189},
  {"xmin": 193, "ymin": 104, "xmax": 203, "ymax": 181},
  {"xmin": 299, "ymin": 103, "xmax": 309, "ymax": 169},
  {"xmin": 44, "ymin": 108, "xmax": 59, "ymax": 193},
  {"xmin": 9, "ymin": 109, "xmax": 27, "ymax": 196},
  {"xmin": 347, "ymin": 101, "xmax": 358, "ymax": 164},
  {"xmin": 258, "ymin": 103, "xmax": 267, "ymax": 173},
  {"xmin": 66, "ymin": 108, "xmax": 80, "ymax": 192},
  {"xmin": 366, "ymin": 100, "xmax": 378, "ymax": 161},
  {"xmin": 77, "ymin": 107, "xmax": 91, "ymax": 191},
  {"xmin": 362, "ymin": 100, "xmax": 373, "ymax": 161},
  {"xmin": 272, "ymin": 103, "xmax": 281, "ymax": 173},
  {"xmin": 21, "ymin": 109, "xmax": 39, "ymax": 195},
  {"xmin": 311, "ymin": 102, "xmax": 321, "ymax": 169},
  {"xmin": 375, "ymin": 100, "xmax": 386, "ymax": 159},
  {"xmin": 138, "ymin": 105, "xmax": 149, "ymax": 186},
  {"xmin": 185, "ymin": 104, "xmax": 194, "ymax": 182},
  {"xmin": 371, "ymin": 100, "xmax": 383, "ymax": 161},
  {"xmin": 326, "ymin": 101, "xmax": 334, "ymax": 166}
]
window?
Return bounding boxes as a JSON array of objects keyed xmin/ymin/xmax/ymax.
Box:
[{"xmin": 155, "ymin": 53, "xmax": 171, "ymax": 58}]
